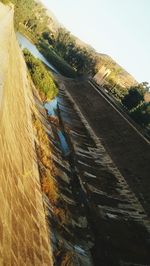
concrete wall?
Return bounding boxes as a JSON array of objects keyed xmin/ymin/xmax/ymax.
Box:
[
  {"xmin": 0, "ymin": 4, "xmax": 52, "ymax": 265},
  {"xmin": 94, "ymin": 66, "xmax": 111, "ymax": 85}
]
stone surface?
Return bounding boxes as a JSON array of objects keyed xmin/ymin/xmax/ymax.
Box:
[{"xmin": 0, "ymin": 3, "xmax": 52, "ymax": 265}]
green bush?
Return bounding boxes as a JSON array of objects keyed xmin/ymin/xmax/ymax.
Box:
[{"xmin": 23, "ymin": 49, "xmax": 58, "ymax": 101}]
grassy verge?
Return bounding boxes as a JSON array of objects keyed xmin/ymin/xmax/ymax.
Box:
[
  {"xmin": 38, "ymin": 40, "xmax": 77, "ymax": 78},
  {"xmin": 23, "ymin": 49, "xmax": 58, "ymax": 101}
]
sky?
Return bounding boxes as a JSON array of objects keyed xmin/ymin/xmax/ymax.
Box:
[{"xmin": 41, "ymin": 0, "xmax": 150, "ymax": 84}]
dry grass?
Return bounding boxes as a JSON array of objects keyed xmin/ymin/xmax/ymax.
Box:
[
  {"xmin": 33, "ymin": 115, "xmax": 58, "ymax": 204},
  {"xmin": 53, "ymin": 205, "xmax": 69, "ymax": 225},
  {"xmin": 60, "ymin": 251, "xmax": 75, "ymax": 266},
  {"xmin": 42, "ymin": 174, "xmax": 58, "ymax": 205},
  {"xmin": 55, "ymin": 249, "xmax": 75, "ymax": 266},
  {"xmin": 33, "ymin": 115, "xmax": 70, "ymax": 225}
]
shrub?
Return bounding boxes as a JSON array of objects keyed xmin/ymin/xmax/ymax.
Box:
[
  {"xmin": 122, "ymin": 88, "xmax": 144, "ymax": 110},
  {"xmin": 130, "ymin": 103, "xmax": 150, "ymax": 127},
  {"xmin": 23, "ymin": 49, "xmax": 58, "ymax": 101}
]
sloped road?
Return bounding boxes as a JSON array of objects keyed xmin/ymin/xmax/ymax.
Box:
[{"xmin": 64, "ymin": 79, "xmax": 150, "ymax": 216}]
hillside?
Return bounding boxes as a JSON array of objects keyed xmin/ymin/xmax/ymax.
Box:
[
  {"xmin": 38, "ymin": 3, "xmax": 138, "ymax": 87},
  {"xmin": 95, "ymin": 53, "xmax": 138, "ymax": 87},
  {"xmin": 25, "ymin": 0, "xmax": 138, "ymax": 87}
]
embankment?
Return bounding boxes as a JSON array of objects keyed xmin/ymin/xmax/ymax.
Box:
[{"xmin": 0, "ymin": 4, "xmax": 52, "ymax": 265}]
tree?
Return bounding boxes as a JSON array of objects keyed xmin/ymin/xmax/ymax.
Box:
[
  {"xmin": 122, "ymin": 87, "xmax": 144, "ymax": 110},
  {"xmin": 43, "ymin": 26, "xmax": 97, "ymax": 75},
  {"xmin": 42, "ymin": 31, "xmax": 55, "ymax": 46},
  {"xmin": 131, "ymin": 103, "xmax": 150, "ymax": 127},
  {"xmin": 31, "ymin": 4, "xmax": 49, "ymax": 36}
]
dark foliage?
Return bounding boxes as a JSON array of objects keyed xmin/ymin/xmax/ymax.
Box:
[
  {"xmin": 131, "ymin": 103, "xmax": 150, "ymax": 127},
  {"xmin": 38, "ymin": 40, "xmax": 77, "ymax": 78},
  {"xmin": 122, "ymin": 88, "xmax": 144, "ymax": 110}
]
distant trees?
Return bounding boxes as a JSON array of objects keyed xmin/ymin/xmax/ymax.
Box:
[
  {"xmin": 104, "ymin": 74, "xmax": 150, "ymax": 130},
  {"xmin": 109, "ymin": 84, "xmax": 128, "ymax": 100},
  {"xmin": 120, "ymin": 82, "xmax": 150, "ymax": 128},
  {"xmin": 131, "ymin": 103, "xmax": 150, "ymax": 127},
  {"xmin": 11, "ymin": 0, "xmax": 34, "ymax": 29},
  {"xmin": 42, "ymin": 31, "xmax": 55, "ymax": 46},
  {"xmin": 24, "ymin": 3, "xmax": 49, "ymax": 36},
  {"xmin": 55, "ymin": 28, "xmax": 96, "ymax": 75},
  {"xmin": 11, "ymin": 0, "xmax": 48, "ymax": 39},
  {"xmin": 38, "ymin": 40, "xmax": 77, "ymax": 78},
  {"xmin": 23, "ymin": 49, "xmax": 58, "ymax": 101},
  {"xmin": 55, "ymin": 28, "xmax": 72, "ymax": 58},
  {"xmin": 122, "ymin": 82, "xmax": 149, "ymax": 110},
  {"xmin": 40, "ymin": 27, "xmax": 96, "ymax": 76},
  {"xmin": 106, "ymin": 78, "xmax": 150, "ymax": 129},
  {"xmin": 0, "ymin": 0, "xmax": 10, "ymax": 4},
  {"xmin": 10, "ymin": 0, "xmax": 96, "ymax": 76}
]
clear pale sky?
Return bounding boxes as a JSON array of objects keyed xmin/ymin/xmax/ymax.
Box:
[{"xmin": 41, "ymin": 0, "xmax": 150, "ymax": 84}]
